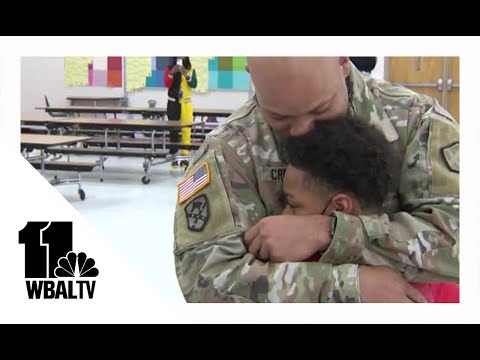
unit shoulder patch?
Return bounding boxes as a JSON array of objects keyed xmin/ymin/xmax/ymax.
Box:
[{"xmin": 441, "ymin": 142, "xmax": 459, "ymax": 173}]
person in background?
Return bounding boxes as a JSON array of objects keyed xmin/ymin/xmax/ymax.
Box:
[
  {"xmin": 177, "ymin": 57, "xmax": 198, "ymax": 166},
  {"xmin": 281, "ymin": 116, "xmax": 459, "ymax": 303},
  {"xmin": 165, "ymin": 57, "xmax": 198, "ymax": 168},
  {"xmin": 164, "ymin": 57, "xmax": 183, "ymax": 168}
]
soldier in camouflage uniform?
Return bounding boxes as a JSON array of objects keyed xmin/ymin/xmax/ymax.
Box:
[{"xmin": 173, "ymin": 57, "xmax": 459, "ymax": 302}]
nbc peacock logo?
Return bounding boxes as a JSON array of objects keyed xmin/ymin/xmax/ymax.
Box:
[{"xmin": 19, "ymin": 222, "xmax": 99, "ymax": 299}]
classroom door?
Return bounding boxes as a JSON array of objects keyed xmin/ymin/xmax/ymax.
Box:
[{"xmin": 386, "ymin": 57, "xmax": 459, "ymax": 122}]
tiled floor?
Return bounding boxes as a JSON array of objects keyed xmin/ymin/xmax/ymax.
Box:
[{"xmin": 52, "ymin": 154, "xmax": 187, "ymax": 303}]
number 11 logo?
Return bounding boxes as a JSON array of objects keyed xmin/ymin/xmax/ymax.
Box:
[{"xmin": 19, "ymin": 222, "xmax": 99, "ymax": 299}]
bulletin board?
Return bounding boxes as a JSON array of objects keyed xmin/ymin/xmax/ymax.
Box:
[
  {"xmin": 65, "ymin": 57, "xmax": 123, "ymax": 88},
  {"xmin": 208, "ymin": 57, "xmax": 250, "ymax": 90},
  {"xmin": 64, "ymin": 56, "xmax": 251, "ymax": 94},
  {"xmin": 64, "ymin": 56, "xmax": 126, "ymax": 98},
  {"xmin": 139, "ymin": 56, "xmax": 251, "ymax": 92}
]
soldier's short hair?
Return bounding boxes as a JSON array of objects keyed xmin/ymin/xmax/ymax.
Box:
[{"xmin": 285, "ymin": 116, "xmax": 399, "ymax": 213}]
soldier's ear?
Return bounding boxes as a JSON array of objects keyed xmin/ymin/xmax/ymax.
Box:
[{"xmin": 339, "ymin": 57, "xmax": 351, "ymax": 78}]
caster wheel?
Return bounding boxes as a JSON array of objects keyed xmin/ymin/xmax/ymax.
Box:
[
  {"xmin": 142, "ymin": 176, "xmax": 151, "ymax": 185},
  {"xmin": 82, "ymin": 143, "xmax": 88, "ymax": 148},
  {"xmin": 180, "ymin": 160, "xmax": 189, "ymax": 168},
  {"xmin": 100, "ymin": 178, "xmax": 104, "ymax": 182},
  {"xmin": 78, "ymin": 189, "xmax": 86, "ymax": 200}
]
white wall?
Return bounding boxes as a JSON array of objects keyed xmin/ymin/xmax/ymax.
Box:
[
  {"xmin": 22, "ymin": 57, "xmax": 386, "ymax": 116},
  {"xmin": 371, "ymin": 57, "xmax": 385, "ymax": 80},
  {"xmin": 127, "ymin": 88, "xmax": 251, "ymax": 111},
  {"xmin": 22, "ymin": 57, "xmax": 67, "ymax": 114},
  {"xmin": 21, "ymin": 57, "xmax": 251, "ymax": 116}
]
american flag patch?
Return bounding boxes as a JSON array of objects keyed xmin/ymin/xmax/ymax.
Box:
[{"xmin": 178, "ymin": 162, "xmax": 211, "ymax": 204}]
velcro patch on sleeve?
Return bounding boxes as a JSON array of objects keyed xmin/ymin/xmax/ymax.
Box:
[
  {"xmin": 441, "ymin": 142, "xmax": 459, "ymax": 173},
  {"xmin": 174, "ymin": 150, "xmax": 236, "ymax": 251},
  {"xmin": 428, "ymin": 118, "xmax": 459, "ymax": 196},
  {"xmin": 178, "ymin": 162, "xmax": 210, "ymax": 204}
]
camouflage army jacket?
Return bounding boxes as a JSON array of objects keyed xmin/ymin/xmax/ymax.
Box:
[{"xmin": 173, "ymin": 67, "xmax": 459, "ymax": 302}]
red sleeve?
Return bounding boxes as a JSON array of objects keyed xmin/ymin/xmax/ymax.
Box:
[
  {"xmin": 164, "ymin": 67, "xmax": 174, "ymax": 88},
  {"xmin": 431, "ymin": 283, "xmax": 460, "ymax": 303}
]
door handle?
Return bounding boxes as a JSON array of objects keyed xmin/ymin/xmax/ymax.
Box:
[
  {"xmin": 447, "ymin": 78, "xmax": 453, "ymax": 91},
  {"xmin": 436, "ymin": 78, "xmax": 443, "ymax": 91}
]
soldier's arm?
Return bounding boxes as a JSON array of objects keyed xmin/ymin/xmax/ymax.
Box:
[
  {"xmin": 174, "ymin": 131, "xmax": 361, "ymax": 302},
  {"xmin": 321, "ymin": 105, "xmax": 459, "ymax": 282}
]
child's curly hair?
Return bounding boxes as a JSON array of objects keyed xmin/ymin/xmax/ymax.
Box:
[{"xmin": 285, "ymin": 116, "xmax": 400, "ymax": 213}]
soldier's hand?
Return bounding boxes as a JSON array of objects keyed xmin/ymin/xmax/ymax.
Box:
[
  {"xmin": 244, "ymin": 215, "xmax": 333, "ymax": 262},
  {"xmin": 358, "ymin": 265, "xmax": 426, "ymax": 303}
]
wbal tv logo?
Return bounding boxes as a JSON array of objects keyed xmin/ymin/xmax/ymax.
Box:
[{"xmin": 19, "ymin": 222, "xmax": 99, "ymax": 299}]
